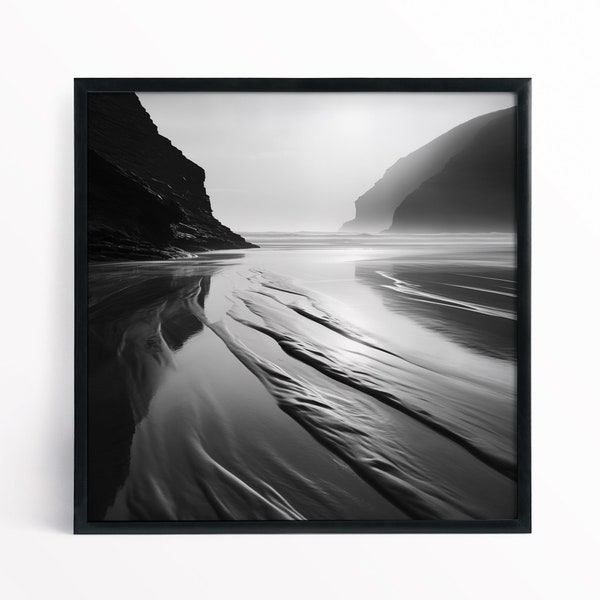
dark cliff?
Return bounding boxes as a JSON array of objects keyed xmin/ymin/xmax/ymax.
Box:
[
  {"xmin": 341, "ymin": 108, "xmax": 515, "ymax": 233},
  {"xmin": 387, "ymin": 108, "xmax": 516, "ymax": 232},
  {"xmin": 87, "ymin": 93, "xmax": 255, "ymax": 261}
]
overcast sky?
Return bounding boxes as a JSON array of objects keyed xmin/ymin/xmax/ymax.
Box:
[{"xmin": 138, "ymin": 92, "xmax": 515, "ymax": 232}]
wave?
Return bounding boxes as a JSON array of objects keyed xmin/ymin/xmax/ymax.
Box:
[{"xmin": 376, "ymin": 271, "xmax": 516, "ymax": 321}]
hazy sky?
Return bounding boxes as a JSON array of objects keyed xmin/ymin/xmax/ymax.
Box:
[{"xmin": 138, "ymin": 92, "xmax": 515, "ymax": 232}]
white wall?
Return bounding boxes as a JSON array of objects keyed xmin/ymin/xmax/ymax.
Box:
[{"xmin": 1, "ymin": 1, "xmax": 598, "ymax": 598}]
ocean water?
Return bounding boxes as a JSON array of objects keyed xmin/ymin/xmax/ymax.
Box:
[{"xmin": 87, "ymin": 233, "xmax": 517, "ymax": 521}]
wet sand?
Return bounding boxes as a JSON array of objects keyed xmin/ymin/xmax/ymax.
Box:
[{"xmin": 88, "ymin": 234, "xmax": 517, "ymax": 521}]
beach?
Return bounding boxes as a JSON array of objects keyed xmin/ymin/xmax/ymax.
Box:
[{"xmin": 87, "ymin": 233, "xmax": 516, "ymax": 521}]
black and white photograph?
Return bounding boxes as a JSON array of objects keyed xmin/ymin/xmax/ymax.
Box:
[{"xmin": 78, "ymin": 80, "xmax": 529, "ymax": 530}]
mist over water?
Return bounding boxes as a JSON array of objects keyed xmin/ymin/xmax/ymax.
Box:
[{"xmin": 88, "ymin": 233, "xmax": 516, "ymax": 521}]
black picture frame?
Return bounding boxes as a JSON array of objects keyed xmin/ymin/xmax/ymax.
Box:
[{"xmin": 74, "ymin": 78, "xmax": 531, "ymax": 534}]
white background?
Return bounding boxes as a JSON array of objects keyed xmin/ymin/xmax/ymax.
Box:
[{"xmin": 1, "ymin": 1, "xmax": 598, "ymax": 598}]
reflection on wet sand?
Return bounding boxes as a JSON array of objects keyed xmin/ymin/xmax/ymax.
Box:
[
  {"xmin": 87, "ymin": 263, "xmax": 217, "ymax": 520},
  {"xmin": 88, "ymin": 236, "xmax": 517, "ymax": 521}
]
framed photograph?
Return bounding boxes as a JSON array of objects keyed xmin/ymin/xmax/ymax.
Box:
[{"xmin": 74, "ymin": 78, "xmax": 530, "ymax": 534}]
